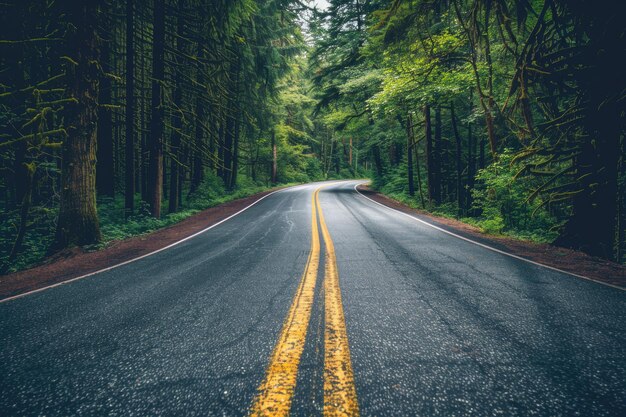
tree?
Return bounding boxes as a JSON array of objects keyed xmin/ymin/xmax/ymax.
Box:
[
  {"xmin": 54, "ymin": 0, "xmax": 101, "ymax": 248},
  {"xmin": 147, "ymin": 0, "xmax": 165, "ymax": 218},
  {"xmin": 125, "ymin": 0, "xmax": 135, "ymax": 216}
]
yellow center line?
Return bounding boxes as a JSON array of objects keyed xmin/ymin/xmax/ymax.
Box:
[
  {"xmin": 250, "ymin": 185, "xmax": 359, "ymax": 416},
  {"xmin": 249, "ymin": 189, "xmax": 321, "ymax": 416},
  {"xmin": 316, "ymin": 189, "xmax": 360, "ymax": 417}
]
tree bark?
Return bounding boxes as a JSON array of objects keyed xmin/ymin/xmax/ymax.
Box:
[
  {"xmin": 96, "ymin": 25, "xmax": 114, "ymax": 198},
  {"xmin": 467, "ymin": 96, "xmax": 475, "ymax": 211},
  {"xmin": 433, "ymin": 106, "xmax": 442, "ymax": 204},
  {"xmin": 406, "ymin": 114, "xmax": 415, "ymax": 196},
  {"xmin": 125, "ymin": 0, "xmax": 135, "ymax": 215},
  {"xmin": 450, "ymin": 102, "xmax": 463, "ymax": 214},
  {"xmin": 53, "ymin": 0, "xmax": 101, "ymax": 249},
  {"xmin": 140, "ymin": 19, "xmax": 148, "ymax": 202},
  {"xmin": 223, "ymin": 57, "xmax": 240, "ymax": 189},
  {"xmin": 409, "ymin": 113, "xmax": 426, "ymax": 207},
  {"xmin": 479, "ymin": 136, "xmax": 485, "ymax": 169},
  {"xmin": 349, "ymin": 137, "xmax": 353, "ymax": 166},
  {"xmin": 618, "ymin": 134, "xmax": 626, "ymax": 262},
  {"xmin": 223, "ymin": 112, "xmax": 234, "ymax": 187},
  {"xmin": 148, "ymin": 0, "xmax": 165, "ymax": 218},
  {"xmin": 168, "ymin": 80, "xmax": 183, "ymax": 205},
  {"xmin": 190, "ymin": 40, "xmax": 205, "ymax": 194},
  {"xmin": 425, "ymin": 105, "xmax": 434, "ymax": 203},
  {"xmin": 217, "ymin": 116, "xmax": 225, "ymax": 179},
  {"xmin": 271, "ymin": 129, "xmax": 277, "ymax": 184},
  {"xmin": 169, "ymin": 0, "xmax": 185, "ymax": 213},
  {"xmin": 230, "ymin": 112, "xmax": 240, "ymax": 189}
]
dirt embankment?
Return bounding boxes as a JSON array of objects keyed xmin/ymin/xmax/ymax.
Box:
[{"xmin": 357, "ymin": 185, "xmax": 626, "ymax": 290}]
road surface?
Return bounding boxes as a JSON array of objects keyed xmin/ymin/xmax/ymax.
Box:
[{"xmin": 1, "ymin": 180, "xmax": 624, "ymax": 416}]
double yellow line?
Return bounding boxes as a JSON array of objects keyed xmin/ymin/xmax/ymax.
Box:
[{"xmin": 250, "ymin": 186, "xmax": 359, "ymax": 416}]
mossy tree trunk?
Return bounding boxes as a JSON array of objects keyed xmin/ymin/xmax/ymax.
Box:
[
  {"xmin": 96, "ymin": 26, "xmax": 114, "ymax": 198},
  {"xmin": 125, "ymin": 0, "xmax": 135, "ymax": 216},
  {"xmin": 148, "ymin": 0, "xmax": 165, "ymax": 218},
  {"xmin": 53, "ymin": 0, "xmax": 101, "ymax": 249},
  {"xmin": 169, "ymin": 0, "xmax": 185, "ymax": 213}
]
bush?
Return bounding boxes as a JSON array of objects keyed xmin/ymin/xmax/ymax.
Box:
[{"xmin": 471, "ymin": 149, "xmax": 563, "ymax": 242}]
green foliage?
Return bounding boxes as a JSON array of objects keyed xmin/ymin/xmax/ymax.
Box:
[
  {"xmin": 0, "ymin": 206, "xmax": 57, "ymax": 273},
  {"xmin": 370, "ymin": 150, "xmax": 563, "ymax": 244},
  {"xmin": 470, "ymin": 150, "xmax": 563, "ymax": 242},
  {"xmin": 307, "ymin": 0, "xmax": 626, "ymax": 259}
]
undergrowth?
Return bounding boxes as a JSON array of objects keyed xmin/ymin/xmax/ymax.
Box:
[{"xmin": 373, "ymin": 150, "xmax": 563, "ymax": 245}]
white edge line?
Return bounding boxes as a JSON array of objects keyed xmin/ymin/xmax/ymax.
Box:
[
  {"xmin": 353, "ymin": 182, "xmax": 625, "ymax": 292},
  {"xmin": 1, "ymin": 185, "xmax": 305, "ymax": 304}
]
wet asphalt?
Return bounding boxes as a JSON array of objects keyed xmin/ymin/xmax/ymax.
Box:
[{"xmin": 0, "ymin": 180, "xmax": 624, "ymax": 416}]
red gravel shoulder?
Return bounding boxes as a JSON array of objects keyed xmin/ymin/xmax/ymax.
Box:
[
  {"xmin": 357, "ymin": 185, "xmax": 626, "ymax": 289},
  {"xmin": 0, "ymin": 188, "xmax": 283, "ymax": 300}
]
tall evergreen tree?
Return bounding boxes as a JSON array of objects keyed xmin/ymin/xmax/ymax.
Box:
[
  {"xmin": 54, "ymin": 0, "xmax": 101, "ymax": 248},
  {"xmin": 148, "ymin": 0, "xmax": 165, "ymax": 218}
]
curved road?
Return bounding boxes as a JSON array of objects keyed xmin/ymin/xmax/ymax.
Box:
[{"xmin": 0, "ymin": 181, "xmax": 624, "ymax": 416}]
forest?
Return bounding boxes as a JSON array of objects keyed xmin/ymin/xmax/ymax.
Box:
[{"xmin": 1, "ymin": 0, "xmax": 625, "ymax": 273}]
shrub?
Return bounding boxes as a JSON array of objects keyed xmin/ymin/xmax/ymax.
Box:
[{"xmin": 471, "ymin": 149, "xmax": 563, "ymax": 242}]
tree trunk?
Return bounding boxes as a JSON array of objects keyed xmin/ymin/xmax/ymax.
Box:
[
  {"xmin": 389, "ymin": 142, "xmax": 397, "ymax": 166},
  {"xmin": 618, "ymin": 134, "xmax": 626, "ymax": 262},
  {"xmin": 223, "ymin": 57, "xmax": 240, "ymax": 189},
  {"xmin": 168, "ymin": 36, "xmax": 185, "ymax": 213},
  {"xmin": 148, "ymin": 0, "xmax": 165, "ymax": 218},
  {"xmin": 409, "ymin": 113, "xmax": 425, "ymax": 208},
  {"xmin": 190, "ymin": 41, "xmax": 205, "ymax": 194},
  {"xmin": 406, "ymin": 114, "xmax": 415, "ymax": 196},
  {"xmin": 162, "ymin": 143, "xmax": 168, "ymax": 200},
  {"xmin": 178, "ymin": 143, "xmax": 185, "ymax": 207},
  {"xmin": 217, "ymin": 117, "xmax": 225, "ymax": 179},
  {"xmin": 349, "ymin": 137, "xmax": 353, "ymax": 166},
  {"xmin": 230, "ymin": 112, "xmax": 240, "ymax": 189},
  {"xmin": 334, "ymin": 137, "xmax": 340, "ymax": 174},
  {"xmin": 96, "ymin": 28, "xmax": 114, "ymax": 198},
  {"xmin": 271, "ymin": 129, "xmax": 277, "ymax": 184},
  {"xmin": 140, "ymin": 20, "xmax": 148, "ymax": 203},
  {"xmin": 483, "ymin": 2, "xmax": 498, "ymax": 156},
  {"xmin": 556, "ymin": 129, "xmax": 619, "ymax": 259},
  {"xmin": 223, "ymin": 112, "xmax": 234, "ymax": 187},
  {"xmin": 433, "ymin": 106, "xmax": 442, "ymax": 204},
  {"xmin": 450, "ymin": 102, "xmax": 463, "ymax": 214},
  {"xmin": 125, "ymin": 0, "xmax": 135, "ymax": 216},
  {"xmin": 169, "ymin": 1, "xmax": 185, "ymax": 213},
  {"xmin": 467, "ymin": 97, "xmax": 475, "ymax": 211},
  {"xmin": 425, "ymin": 105, "xmax": 434, "ymax": 203},
  {"xmin": 53, "ymin": 0, "xmax": 101, "ymax": 249},
  {"xmin": 479, "ymin": 136, "xmax": 485, "ymax": 169}
]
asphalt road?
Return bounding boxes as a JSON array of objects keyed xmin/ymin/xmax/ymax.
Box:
[{"xmin": 0, "ymin": 180, "xmax": 624, "ymax": 416}]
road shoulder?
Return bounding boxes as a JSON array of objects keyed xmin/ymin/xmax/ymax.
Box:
[
  {"xmin": 357, "ymin": 185, "xmax": 626, "ymax": 289},
  {"xmin": 0, "ymin": 187, "xmax": 285, "ymax": 301}
]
